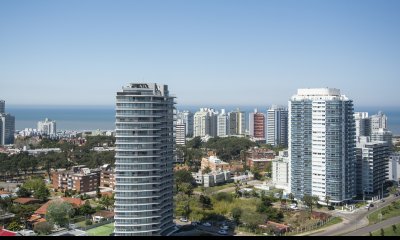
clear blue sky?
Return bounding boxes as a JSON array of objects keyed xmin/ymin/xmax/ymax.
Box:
[{"xmin": 1, "ymin": 0, "xmax": 399, "ymax": 107}]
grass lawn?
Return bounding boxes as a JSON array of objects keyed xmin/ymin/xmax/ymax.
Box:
[
  {"xmin": 368, "ymin": 223, "xmax": 400, "ymax": 236},
  {"xmin": 86, "ymin": 223, "xmax": 114, "ymax": 236},
  {"xmin": 368, "ymin": 200, "xmax": 400, "ymax": 225},
  {"xmin": 194, "ymin": 182, "xmax": 236, "ymax": 194}
]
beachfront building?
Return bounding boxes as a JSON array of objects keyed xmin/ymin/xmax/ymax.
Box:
[
  {"xmin": 193, "ymin": 108, "xmax": 218, "ymax": 137},
  {"xmin": 217, "ymin": 109, "xmax": 229, "ymax": 137},
  {"xmin": 388, "ymin": 153, "xmax": 400, "ymax": 183},
  {"xmin": 0, "ymin": 101, "xmax": 15, "ymax": 146},
  {"xmin": 249, "ymin": 109, "xmax": 266, "ymax": 140},
  {"xmin": 175, "ymin": 121, "xmax": 186, "ymax": 145},
  {"xmin": 37, "ymin": 118, "xmax": 57, "ymax": 136},
  {"xmin": 229, "ymin": 108, "xmax": 246, "ymax": 136},
  {"xmin": 272, "ymin": 151, "xmax": 290, "ymax": 193},
  {"xmin": 371, "ymin": 128, "xmax": 393, "ymax": 148},
  {"xmin": 371, "ymin": 111, "xmax": 388, "ymax": 133},
  {"xmin": 354, "ymin": 112, "xmax": 371, "ymax": 138},
  {"xmin": 176, "ymin": 110, "xmax": 193, "ymax": 137},
  {"xmin": 114, "ymin": 83, "xmax": 175, "ymax": 236},
  {"xmin": 289, "ymin": 88, "xmax": 356, "ymax": 204}
]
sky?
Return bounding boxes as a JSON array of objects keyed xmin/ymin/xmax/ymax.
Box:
[{"xmin": 1, "ymin": 0, "xmax": 400, "ymax": 108}]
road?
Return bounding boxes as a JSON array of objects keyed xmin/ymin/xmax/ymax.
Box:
[
  {"xmin": 311, "ymin": 195, "xmax": 400, "ymax": 236},
  {"xmin": 343, "ymin": 216, "xmax": 400, "ymax": 236}
]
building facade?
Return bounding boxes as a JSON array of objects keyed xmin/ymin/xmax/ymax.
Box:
[
  {"xmin": 193, "ymin": 108, "xmax": 218, "ymax": 137},
  {"xmin": 114, "ymin": 83, "xmax": 175, "ymax": 236},
  {"xmin": 37, "ymin": 118, "xmax": 57, "ymax": 136},
  {"xmin": 354, "ymin": 112, "xmax": 371, "ymax": 138},
  {"xmin": 266, "ymin": 105, "xmax": 288, "ymax": 147},
  {"xmin": 229, "ymin": 109, "xmax": 245, "ymax": 136},
  {"xmin": 388, "ymin": 153, "xmax": 400, "ymax": 183},
  {"xmin": 176, "ymin": 110, "xmax": 193, "ymax": 137},
  {"xmin": 175, "ymin": 122, "xmax": 186, "ymax": 145},
  {"xmin": 217, "ymin": 109, "xmax": 229, "ymax": 137},
  {"xmin": 371, "ymin": 128, "xmax": 393, "ymax": 148},
  {"xmin": 249, "ymin": 109, "xmax": 266, "ymax": 139},
  {"xmin": 370, "ymin": 111, "xmax": 388, "ymax": 133},
  {"xmin": 356, "ymin": 137, "xmax": 390, "ymax": 199},
  {"xmin": 272, "ymin": 151, "xmax": 290, "ymax": 193},
  {"xmin": 289, "ymin": 88, "xmax": 356, "ymax": 204},
  {"xmin": 51, "ymin": 166, "xmax": 101, "ymax": 193}
]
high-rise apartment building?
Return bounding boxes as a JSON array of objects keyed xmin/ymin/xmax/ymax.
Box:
[
  {"xmin": 38, "ymin": 118, "xmax": 57, "ymax": 136},
  {"xmin": 114, "ymin": 83, "xmax": 175, "ymax": 236},
  {"xmin": 217, "ymin": 109, "xmax": 229, "ymax": 137},
  {"xmin": 371, "ymin": 128, "xmax": 393, "ymax": 148},
  {"xmin": 0, "ymin": 100, "xmax": 4, "ymax": 114},
  {"xmin": 249, "ymin": 109, "xmax": 266, "ymax": 139},
  {"xmin": 0, "ymin": 100, "xmax": 15, "ymax": 146},
  {"xmin": 229, "ymin": 109, "xmax": 245, "ymax": 136},
  {"xmin": 371, "ymin": 111, "xmax": 388, "ymax": 132},
  {"xmin": 176, "ymin": 110, "xmax": 193, "ymax": 137},
  {"xmin": 193, "ymin": 108, "xmax": 218, "ymax": 137},
  {"xmin": 354, "ymin": 112, "xmax": 371, "ymax": 138},
  {"xmin": 388, "ymin": 153, "xmax": 400, "ymax": 183},
  {"xmin": 266, "ymin": 105, "xmax": 288, "ymax": 147},
  {"xmin": 176, "ymin": 121, "xmax": 186, "ymax": 145},
  {"xmin": 289, "ymin": 88, "xmax": 356, "ymax": 204},
  {"xmin": 356, "ymin": 137, "xmax": 390, "ymax": 199}
]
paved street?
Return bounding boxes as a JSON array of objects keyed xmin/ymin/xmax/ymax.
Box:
[
  {"xmin": 344, "ymin": 216, "xmax": 400, "ymax": 236},
  {"xmin": 311, "ymin": 195, "xmax": 400, "ymax": 236}
]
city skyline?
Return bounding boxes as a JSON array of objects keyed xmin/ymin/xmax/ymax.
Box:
[{"xmin": 1, "ymin": 0, "xmax": 400, "ymax": 107}]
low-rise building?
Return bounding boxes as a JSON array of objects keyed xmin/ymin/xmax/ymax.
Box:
[
  {"xmin": 201, "ymin": 153, "xmax": 229, "ymax": 172},
  {"xmin": 388, "ymin": 153, "xmax": 400, "ymax": 183},
  {"xmin": 51, "ymin": 165, "xmax": 100, "ymax": 193},
  {"xmin": 271, "ymin": 151, "xmax": 290, "ymax": 193},
  {"xmin": 192, "ymin": 171, "xmax": 232, "ymax": 187},
  {"xmin": 100, "ymin": 164, "xmax": 115, "ymax": 189},
  {"xmin": 246, "ymin": 147, "xmax": 276, "ymax": 170}
]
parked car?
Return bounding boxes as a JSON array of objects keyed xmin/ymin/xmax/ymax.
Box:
[
  {"xmin": 179, "ymin": 217, "xmax": 188, "ymax": 222},
  {"xmin": 191, "ymin": 221, "xmax": 199, "ymax": 226},
  {"xmin": 218, "ymin": 230, "xmax": 228, "ymax": 235},
  {"xmin": 220, "ymin": 225, "xmax": 229, "ymax": 230},
  {"xmin": 202, "ymin": 222, "xmax": 211, "ymax": 227}
]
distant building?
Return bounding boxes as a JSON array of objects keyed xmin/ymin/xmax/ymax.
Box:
[
  {"xmin": 37, "ymin": 118, "xmax": 57, "ymax": 136},
  {"xmin": 177, "ymin": 110, "xmax": 194, "ymax": 137},
  {"xmin": 176, "ymin": 122, "xmax": 186, "ymax": 145},
  {"xmin": 217, "ymin": 109, "xmax": 229, "ymax": 137},
  {"xmin": 201, "ymin": 153, "xmax": 229, "ymax": 172},
  {"xmin": 51, "ymin": 165, "xmax": 101, "ymax": 193},
  {"xmin": 0, "ymin": 100, "xmax": 15, "ymax": 146},
  {"xmin": 371, "ymin": 128, "xmax": 393, "ymax": 148},
  {"xmin": 354, "ymin": 112, "xmax": 371, "ymax": 138},
  {"xmin": 356, "ymin": 137, "xmax": 390, "ymax": 199},
  {"xmin": 272, "ymin": 151, "xmax": 290, "ymax": 193},
  {"xmin": 370, "ymin": 111, "xmax": 388, "ymax": 133},
  {"xmin": 266, "ymin": 105, "xmax": 288, "ymax": 147},
  {"xmin": 100, "ymin": 164, "xmax": 115, "ymax": 189},
  {"xmin": 249, "ymin": 109, "xmax": 266, "ymax": 139},
  {"xmin": 388, "ymin": 153, "xmax": 400, "ymax": 183},
  {"xmin": 194, "ymin": 108, "xmax": 218, "ymax": 137},
  {"xmin": 192, "ymin": 170, "xmax": 232, "ymax": 187},
  {"xmin": 229, "ymin": 108, "xmax": 245, "ymax": 136}
]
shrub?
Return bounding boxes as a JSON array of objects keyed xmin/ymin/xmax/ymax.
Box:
[
  {"xmin": 34, "ymin": 222, "xmax": 53, "ymax": 235},
  {"xmin": 85, "ymin": 219, "xmax": 93, "ymax": 226}
]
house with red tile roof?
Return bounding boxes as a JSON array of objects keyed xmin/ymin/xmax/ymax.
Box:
[
  {"xmin": 0, "ymin": 227, "xmax": 18, "ymax": 236},
  {"xmin": 13, "ymin": 198, "xmax": 41, "ymax": 205}
]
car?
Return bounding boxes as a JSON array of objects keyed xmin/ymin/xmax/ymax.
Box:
[
  {"xmin": 220, "ymin": 225, "xmax": 229, "ymax": 230},
  {"xmin": 365, "ymin": 205, "xmax": 370, "ymax": 209},
  {"xmin": 202, "ymin": 222, "xmax": 211, "ymax": 227},
  {"xmin": 370, "ymin": 203, "xmax": 374, "ymax": 207},
  {"xmin": 191, "ymin": 221, "xmax": 199, "ymax": 226},
  {"xmin": 218, "ymin": 230, "xmax": 228, "ymax": 235},
  {"xmin": 179, "ymin": 217, "xmax": 188, "ymax": 222}
]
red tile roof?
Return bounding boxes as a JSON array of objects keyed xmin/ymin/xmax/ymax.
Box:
[
  {"xmin": 13, "ymin": 198, "xmax": 40, "ymax": 205},
  {"xmin": 34, "ymin": 197, "xmax": 85, "ymax": 215},
  {"xmin": 0, "ymin": 190, "xmax": 11, "ymax": 195}
]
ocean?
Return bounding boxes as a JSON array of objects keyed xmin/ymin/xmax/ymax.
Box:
[{"xmin": 7, "ymin": 105, "xmax": 400, "ymax": 135}]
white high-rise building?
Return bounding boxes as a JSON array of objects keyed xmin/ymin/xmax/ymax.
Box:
[
  {"xmin": 289, "ymin": 88, "xmax": 356, "ymax": 204},
  {"xmin": 176, "ymin": 121, "xmax": 186, "ymax": 145},
  {"xmin": 266, "ymin": 105, "xmax": 288, "ymax": 147},
  {"xmin": 356, "ymin": 137, "xmax": 390, "ymax": 199},
  {"xmin": 354, "ymin": 112, "xmax": 371, "ymax": 138},
  {"xmin": 0, "ymin": 100, "xmax": 15, "ymax": 146},
  {"xmin": 114, "ymin": 83, "xmax": 175, "ymax": 236},
  {"xmin": 193, "ymin": 108, "xmax": 218, "ymax": 137},
  {"xmin": 37, "ymin": 118, "xmax": 57, "ymax": 136},
  {"xmin": 217, "ymin": 109, "xmax": 229, "ymax": 137},
  {"xmin": 272, "ymin": 150, "xmax": 290, "ymax": 193},
  {"xmin": 229, "ymin": 109, "xmax": 245, "ymax": 136},
  {"xmin": 177, "ymin": 110, "xmax": 193, "ymax": 137},
  {"xmin": 388, "ymin": 153, "xmax": 400, "ymax": 183},
  {"xmin": 371, "ymin": 128, "xmax": 393, "ymax": 147},
  {"xmin": 371, "ymin": 111, "xmax": 388, "ymax": 132}
]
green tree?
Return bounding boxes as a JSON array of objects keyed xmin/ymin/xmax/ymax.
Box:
[
  {"xmin": 7, "ymin": 221, "xmax": 22, "ymax": 231},
  {"xmin": 186, "ymin": 136, "xmax": 202, "ymax": 149},
  {"xmin": 389, "ymin": 186, "xmax": 397, "ymax": 196},
  {"xmin": 34, "ymin": 222, "xmax": 53, "ymax": 235},
  {"xmin": 46, "ymin": 200, "xmax": 74, "ymax": 228},
  {"xmin": 17, "ymin": 186, "xmax": 31, "ymax": 198},
  {"xmin": 234, "ymin": 182, "xmax": 241, "ymax": 198},
  {"xmin": 288, "ymin": 193, "xmax": 295, "ymax": 203},
  {"xmin": 214, "ymin": 192, "xmax": 233, "ymax": 202},
  {"xmin": 199, "ymin": 195, "xmax": 212, "ymax": 210},
  {"xmin": 99, "ymin": 195, "xmax": 114, "ymax": 210},
  {"xmin": 178, "ymin": 182, "xmax": 194, "ymax": 197},
  {"xmin": 302, "ymin": 194, "xmax": 315, "ymax": 217},
  {"xmin": 392, "ymin": 224, "xmax": 397, "ymax": 233},
  {"xmin": 175, "ymin": 193, "xmax": 191, "ymax": 218},
  {"xmin": 380, "ymin": 228, "xmax": 384, "ymax": 236},
  {"xmin": 78, "ymin": 201, "xmax": 96, "ymax": 216},
  {"xmin": 96, "ymin": 187, "xmax": 101, "ymax": 198},
  {"xmin": 369, "ymin": 232, "xmax": 372, "ymax": 236},
  {"xmin": 231, "ymin": 207, "xmax": 242, "ymax": 224},
  {"xmin": 33, "ymin": 184, "xmax": 50, "ymax": 202}
]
